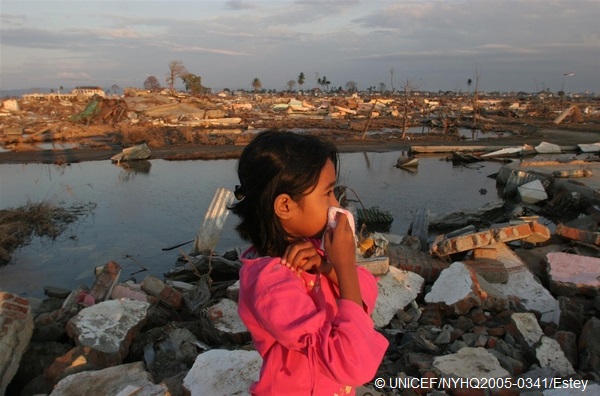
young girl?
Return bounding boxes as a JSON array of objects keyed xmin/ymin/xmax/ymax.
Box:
[{"xmin": 232, "ymin": 130, "xmax": 388, "ymax": 396}]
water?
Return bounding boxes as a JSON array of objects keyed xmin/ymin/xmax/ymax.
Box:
[
  {"xmin": 370, "ymin": 127, "xmax": 512, "ymax": 140},
  {"xmin": 0, "ymin": 152, "xmax": 504, "ymax": 297}
]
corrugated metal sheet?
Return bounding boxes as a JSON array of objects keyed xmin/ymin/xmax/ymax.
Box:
[
  {"xmin": 503, "ymin": 170, "xmax": 544, "ymax": 198},
  {"xmin": 356, "ymin": 207, "xmax": 394, "ymax": 226}
]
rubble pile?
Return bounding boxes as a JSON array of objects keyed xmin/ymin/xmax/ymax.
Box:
[
  {"xmin": 2, "ymin": 162, "xmax": 600, "ymax": 395},
  {"xmin": 2, "ymin": 89, "xmax": 600, "ymax": 395},
  {"xmin": 2, "ymin": 89, "xmax": 599, "ymax": 156}
]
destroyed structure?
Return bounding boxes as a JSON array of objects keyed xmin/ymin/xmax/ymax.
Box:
[
  {"xmin": 1, "ymin": 87, "xmax": 599, "ymax": 160},
  {"xmin": 1, "ymin": 88, "xmax": 600, "ymax": 395}
]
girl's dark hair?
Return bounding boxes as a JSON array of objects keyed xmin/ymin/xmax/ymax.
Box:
[{"xmin": 230, "ymin": 130, "xmax": 338, "ymax": 257}]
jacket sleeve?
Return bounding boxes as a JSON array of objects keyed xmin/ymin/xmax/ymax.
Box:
[{"xmin": 252, "ymin": 268, "xmax": 388, "ymax": 386}]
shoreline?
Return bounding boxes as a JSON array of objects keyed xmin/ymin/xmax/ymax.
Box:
[{"xmin": 2, "ymin": 127, "xmax": 599, "ymax": 165}]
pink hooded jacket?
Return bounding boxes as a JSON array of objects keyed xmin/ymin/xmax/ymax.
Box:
[{"xmin": 237, "ymin": 246, "xmax": 389, "ymax": 395}]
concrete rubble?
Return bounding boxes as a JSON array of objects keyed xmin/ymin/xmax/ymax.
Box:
[
  {"xmin": 2, "ymin": 90, "xmax": 600, "ymax": 394},
  {"xmin": 3, "ymin": 183, "xmax": 600, "ymax": 396},
  {"xmin": 2, "ymin": 87, "xmax": 599, "ymax": 160}
]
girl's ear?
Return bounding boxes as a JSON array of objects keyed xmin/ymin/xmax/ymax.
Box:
[{"xmin": 274, "ymin": 193, "xmax": 297, "ymax": 220}]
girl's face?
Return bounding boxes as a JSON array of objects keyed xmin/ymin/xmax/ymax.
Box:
[{"xmin": 283, "ymin": 159, "xmax": 340, "ymax": 239}]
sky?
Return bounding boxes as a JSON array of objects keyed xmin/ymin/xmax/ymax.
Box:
[{"xmin": 1, "ymin": 0, "xmax": 599, "ymax": 94}]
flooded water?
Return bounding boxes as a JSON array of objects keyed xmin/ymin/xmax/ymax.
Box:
[
  {"xmin": 370, "ymin": 127, "xmax": 512, "ymax": 140},
  {"xmin": 0, "ymin": 151, "xmax": 504, "ymax": 298}
]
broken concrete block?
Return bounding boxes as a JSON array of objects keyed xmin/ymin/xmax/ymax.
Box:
[
  {"xmin": 0, "ymin": 292, "xmax": 34, "ymax": 396},
  {"xmin": 578, "ymin": 317, "xmax": 600, "ymax": 373},
  {"xmin": 535, "ymin": 141, "xmax": 561, "ymax": 154},
  {"xmin": 373, "ymin": 266, "xmax": 424, "ymax": 328},
  {"xmin": 183, "ymin": 349, "xmax": 261, "ymax": 395},
  {"xmin": 66, "ymin": 299, "xmax": 149, "ymax": 365},
  {"xmin": 517, "ymin": 179, "xmax": 548, "ymax": 204},
  {"xmin": 49, "ymin": 361, "xmax": 159, "ymax": 396},
  {"xmin": 433, "ymin": 347, "xmax": 510, "ymax": 380},
  {"xmin": 489, "ymin": 243, "xmax": 559, "ymax": 324},
  {"xmin": 206, "ymin": 298, "xmax": 249, "ymax": 344},
  {"xmin": 535, "ymin": 336, "xmax": 576, "ymax": 377},
  {"xmin": 424, "ymin": 262, "xmax": 508, "ymax": 315},
  {"xmin": 578, "ymin": 142, "xmax": 600, "ymax": 153},
  {"xmin": 510, "ymin": 312, "xmax": 544, "ymax": 348},
  {"xmin": 546, "ymin": 252, "xmax": 600, "ymax": 296},
  {"xmin": 226, "ymin": 280, "xmax": 240, "ymax": 302}
]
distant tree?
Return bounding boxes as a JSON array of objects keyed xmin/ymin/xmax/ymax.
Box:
[
  {"xmin": 297, "ymin": 72, "xmax": 305, "ymax": 91},
  {"xmin": 111, "ymin": 84, "xmax": 120, "ymax": 94},
  {"xmin": 166, "ymin": 60, "xmax": 188, "ymax": 91},
  {"xmin": 389, "ymin": 67, "xmax": 395, "ymax": 92},
  {"xmin": 317, "ymin": 76, "xmax": 330, "ymax": 92},
  {"xmin": 252, "ymin": 77, "xmax": 262, "ymax": 93},
  {"xmin": 181, "ymin": 73, "xmax": 203, "ymax": 95},
  {"xmin": 60, "ymin": 85, "xmax": 64, "ymax": 92},
  {"xmin": 345, "ymin": 81, "xmax": 358, "ymax": 93},
  {"xmin": 287, "ymin": 80, "xmax": 296, "ymax": 92},
  {"xmin": 144, "ymin": 75, "xmax": 162, "ymax": 91},
  {"xmin": 51, "ymin": 88, "xmax": 55, "ymax": 93},
  {"xmin": 467, "ymin": 78, "xmax": 472, "ymax": 93}
]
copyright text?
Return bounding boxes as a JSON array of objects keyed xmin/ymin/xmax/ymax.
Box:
[{"xmin": 373, "ymin": 377, "xmax": 589, "ymax": 392}]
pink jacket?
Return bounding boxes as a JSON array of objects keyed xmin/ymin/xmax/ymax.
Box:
[{"xmin": 237, "ymin": 247, "xmax": 389, "ymax": 396}]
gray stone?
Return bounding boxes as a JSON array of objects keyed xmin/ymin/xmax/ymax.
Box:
[
  {"xmin": 373, "ymin": 266, "xmax": 424, "ymax": 328},
  {"xmin": 433, "ymin": 347, "xmax": 510, "ymax": 379},
  {"xmin": 0, "ymin": 292, "xmax": 33, "ymax": 396},
  {"xmin": 49, "ymin": 361, "xmax": 160, "ymax": 396},
  {"xmin": 511, "ymin": 312, "xmax": 544, "ymax": 348},
  {"xmin": 535, "ymin": 336, "xmax": 575, "ymax": 377},
  {"xmin": 66, "ymin": 298, "xmax": 149, "ymax": 363},
  {"xmin": 183, "ymin": 349, "xmax": 261, "ymax": 395}
]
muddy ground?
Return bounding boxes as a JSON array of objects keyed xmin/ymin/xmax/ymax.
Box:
[{"xmin": 2, "ymin": 115, "xmax": 600, "ymax": 165}]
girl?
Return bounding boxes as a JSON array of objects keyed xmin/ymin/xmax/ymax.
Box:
[{"xmin": 232, "ymin": 130, "xmax": 388, "ymax": 396}]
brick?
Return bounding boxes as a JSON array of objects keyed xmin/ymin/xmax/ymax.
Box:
[{"xmin": 472, "ymin": 246, "xmax": 498, "ymax": 260}]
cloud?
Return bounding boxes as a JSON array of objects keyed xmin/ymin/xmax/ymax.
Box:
[
  {"xmin": 1, "ymin": 0, "xmax": 598, "ymax": 93},
  {"xmin": 224, "ymin": 0, "xmax": 257, "ymax": 10},
  {"xmin": 56, "ymin": 72, "xmax": 92, "ymax": 81}
]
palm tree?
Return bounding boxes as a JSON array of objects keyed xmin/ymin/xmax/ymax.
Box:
[
  {"xmin": 297, "ymin": 72, "xmax": 305, "ymax": 92},
  {"xmin": 251, "ymin": 77, "xmax": 262, "ymax": 93},
  {"xmin": 318, "ymin": 76, "xmax": 330, "ymax": 92}
]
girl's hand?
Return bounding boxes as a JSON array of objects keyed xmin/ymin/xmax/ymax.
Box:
[
  {"xmin": 281, "ymin": 240, "xmax": 324, "ymax": 275},
  {"xmin": 322, "ymin": 213, "xmax": 356, "ymax": 272},
  {"xmin": 323, "ymin": 213, "xmax": 362, "ymax": 305}
]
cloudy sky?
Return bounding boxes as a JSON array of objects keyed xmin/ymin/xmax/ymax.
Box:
[{"xmin": 1, "ymin": 0, "xmax": 598, "ymax": 93}]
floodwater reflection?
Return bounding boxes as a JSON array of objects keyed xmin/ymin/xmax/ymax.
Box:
[{"xmin": 0, "ymin": 152, "xmax": 504, "ymax": 297}]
